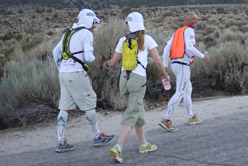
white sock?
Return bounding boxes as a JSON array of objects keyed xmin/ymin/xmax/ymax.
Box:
[
  {"xmin": 140, "ymin": 142, "xmax": 148, "ymax": 147},
  {"xmin": 86, "ymin": 109, "xmax": 100, "ymax": 138},
  {"xmin": 116, "ymin": 144, "xmax": 122, "ymax": 151},
  {"xmin": 163, "ymin": 114, "xmax": 170, "ymax": 120},
  {"xmin": 57, "ymin": 110, "xmax": 68, "ymax": 142},
  {"xmin": 95, "ymin": 133, "xmax": 101, "ymax": 139},
  {"xmin": 189, "ymin": 113, "xmax": 194, "ymax": 118}
]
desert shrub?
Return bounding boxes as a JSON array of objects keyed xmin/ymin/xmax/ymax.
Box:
[
  {"xmin": 47, "ymin": 30, "xmax": 54, "ymax": 36},
  {"xmin": 121, "ymin": 7, "xmax": 133, "ymax": 18},
  {"xmin": 216, "ymin": 7, "xmax": 226, "ymax": 14},
  {"xmin": 53, "ymin": 13, "xmax": 59, "ymax": 18},
  {"xmin": 52, "ymin": 24, "xmax": 61, "ymax": 28},
  {"xmin": 163, "ymin": 12, "xmax": 174, "ymax": 17},
  {"xmin": 219, "ymin": 29, "xmax": 244, "ymax": 42},
  {"xmin": 0, "ymin": 9, "xmax": 6, "ymax": 15},
  {"xmin": 18, "ymin": 9, "xmax": 23, "ymax": 14},
  {"xmin": 24, "ymin": 25, "xmax": 37, "ymax": 35},
  {"xmin": 46, "ymin": 8, "xmax": 52, "ymax": 13},
  {"xmin": 238, "ymin": 24, "xmax": 248, "ymax": 33},
  {"xmin": 245, "ymin": 9, "xmax": 248, "ymax": 16},
  {"xmin": 0, "ymin": 33, "xmax": 22, "ymax": 41},
  {"xmin": 191, "ymin": 41, "xmax": 248, "ymax": 95},
  {"xmin": 0, "ymin": 41, "xmax": 59, "ymax": 129},
  {"xmin": 21, "ymin": 37, "xmax": 43, "ymax": 51},
  {"xmin": 35, "ymin": 8, "xmax": 45, "ymax": 14}
]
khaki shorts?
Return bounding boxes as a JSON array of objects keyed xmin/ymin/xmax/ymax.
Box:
[
  {"xmin": 119, "ymin": 71, "xmax": 147, "ymax": 127},
  {"xmin": 58, "ymin": 72, "xmax": 96, "ymax": 111}
]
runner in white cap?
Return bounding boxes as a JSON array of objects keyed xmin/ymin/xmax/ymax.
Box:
[
  {"xmin": 103, "ymin": 12, "xmax": 170, "ymax": 163},
  {"xmin": 53, "ymin": 8, "xmax": 115, "ymax": 153},
  {"xmin": 159, "ymin": 12, "xmax": 210, "ymax": 132}
]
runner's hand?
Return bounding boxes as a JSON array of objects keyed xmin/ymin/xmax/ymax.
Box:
[{"xmin": 203, "ymin": 56, "xmax": 210, "ymax": 64}]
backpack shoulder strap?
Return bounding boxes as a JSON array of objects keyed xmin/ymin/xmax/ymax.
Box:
[
  {"xmin": 62, "ymin": 26, "xmax": 87, "ymax": 54},
  {"xmin": 137, "ymin": 60, "xmax": 147, "ymax": 70},
  {"xmin": 62, "ymin": 28, "xmax": 71, "ymax": 54},
  {"xmin": 61, "ymin": 26, "xmax": 89, "ymax": 71},
  {"xmin": 125, "ymin": 33, "xmax": 137, "ymax": 39}
]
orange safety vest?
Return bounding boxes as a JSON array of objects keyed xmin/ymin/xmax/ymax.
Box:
[{"xmin": 170, "ymin": 26, "xmax": 195, "ymax": 63}]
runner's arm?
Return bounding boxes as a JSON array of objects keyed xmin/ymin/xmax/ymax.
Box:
[
  {"xmin": 185, "ymin": 28, "xmax": 204, "ymax": 59},
  {"xmin": 163, "ymin": 35, "xmax": 173, "ymax": 68},
  {"xmin": 83, "ymin": 31, "xmax": 95, "ymax": 62},
  {"xmin": 53, "ymin": 40, "xmax": 63, "ymax": 71},
  {"xmin": 150, "ymin": 47, "xmax": 170, "ymax": 81},
  {"xmin": 84, "ymin": 51, "xmax": 95, "ymax": 62},
  {"xmin": 103, "ymin": 52, "xmax": 122, "ymax": 68}
]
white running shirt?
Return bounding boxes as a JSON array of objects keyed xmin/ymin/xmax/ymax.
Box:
[
  {"xmin": 115, "ymin": 34, "xmax": 158, "ymax": 77},
  {"xmin": 53, "ymin": 26, "xmax": 95, "ymax": 72},
  {"xmin": 163, "ymin": 27, "xmax": 205, "ymax": 67}
]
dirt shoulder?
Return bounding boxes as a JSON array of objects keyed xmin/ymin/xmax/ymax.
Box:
[{"xmin": 0, "ymin": 95, "xmax": 247, "ymax": 156}]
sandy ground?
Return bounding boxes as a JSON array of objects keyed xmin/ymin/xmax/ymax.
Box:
[{"xmin": 0, "ymin": 95, "xmax": 247, "ymax": 157}]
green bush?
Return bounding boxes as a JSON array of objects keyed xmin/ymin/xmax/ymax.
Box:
[
  {"xmin": 121, "ymin": 7, "xmax": 133, "ymax": 18},
  {"xmin": 21, "ymin": 37, "xmax": 43, "ymax": 51},
  {"xmin": 219, "ymin": 29, "xmax": 244, "ymax": 42},
  {"xmin": 0, "ymin": 33, "xmax": 22, "ymax": 41},
  {"xmin": 191, "ymin": 41, "xmax": 248, "ymax": 95},
  {"xmin": 35, "ymin": 8, "xmax": 45, "ymax": 13},
  {"xmin": 0, "ymin": 41, "xmax": 59, "ymax": 129}
]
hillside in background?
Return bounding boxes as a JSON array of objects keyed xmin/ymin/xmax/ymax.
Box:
[{"xmin": 0, "ymin": 0, "xmax": 247, "ymax": 11}]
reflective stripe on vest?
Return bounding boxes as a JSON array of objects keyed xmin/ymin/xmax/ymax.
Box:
[{"xmin": 170, "ymin": 26, "xmax": 195, "ymax": 63}]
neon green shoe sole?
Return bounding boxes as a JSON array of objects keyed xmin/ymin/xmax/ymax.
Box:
[
  {"xmin": 139, "ymin": 143, "xmax": 157, "ymax": 154},
  {"xmin": 110, "ymin": 145, "xmax": 123, "ymax": 163},
  {"xmin": 188, "ymin": 114, "xmax": 203, "ymax": 125},
  {"xmin": 159, "ymin": 119, "xmax": 178, "ymax": 132}
]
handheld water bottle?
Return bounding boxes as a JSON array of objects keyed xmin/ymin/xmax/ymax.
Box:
[{"xmin": 160, "ymin": 73, "xmax": 171, "ymax": 90}]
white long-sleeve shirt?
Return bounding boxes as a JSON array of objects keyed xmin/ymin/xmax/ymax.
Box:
[
  {"xmin": 53, "ymin": 24, "xmax": 95, "ymax": 72},
  {"xmin": 163, "ymin": 27, "xmax": 204, "ymax": 67}
]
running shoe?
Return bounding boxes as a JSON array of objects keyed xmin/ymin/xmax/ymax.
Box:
[
  {"xmin": 188, "ymin": 114, "xmax": 203, "ymax": 125},
  {"xmin": 139, "ymin": 142, "xmax": 157, "ymax": 154},
  {"xmin": 110, "ymin": 144, "xmax": 123, "ymax": 163},
  {"xmin": 56, "ymin": 138, "xmax": 75, "ymax": 153},
  {"xmin": 159, "ymin": 119, "xmax": 178, "ymax": 132},
  {"xmin": 93, "ymin": 133, "xmax": 115, "ymax": 146}
]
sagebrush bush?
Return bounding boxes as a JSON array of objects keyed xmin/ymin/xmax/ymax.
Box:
[
  {"xmin": 219, "ymin": 29, "xmax": 244, "ymax": 42},
  {"xmin": 191, "ymin": 40, "xmax": 248, "ymax": 95},
  {"xmin": 0, "ymin": 41, "xmax": 59, "ymax": 129}
]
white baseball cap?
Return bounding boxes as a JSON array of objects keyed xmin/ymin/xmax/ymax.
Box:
[
  {"xmin": 77, "ymin": 9, "xmax": 100, "ymax": 29},
  {"xmin": 125, "ymin": 12, "xmax": 145, "ymax": 32}
]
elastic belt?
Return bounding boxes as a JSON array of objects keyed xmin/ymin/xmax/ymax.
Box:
[{"xmin": 171, "ymin": 61, "xmax": 190, "ymax": 66}]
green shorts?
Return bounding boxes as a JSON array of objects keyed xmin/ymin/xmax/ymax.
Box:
[
  {"xmin": 58, "ymin": 72, "xmax": 96, "ymax": 111},
  {"xmin": 119, "ymin": 71, "xmax": 147, "ymax": 127}
]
